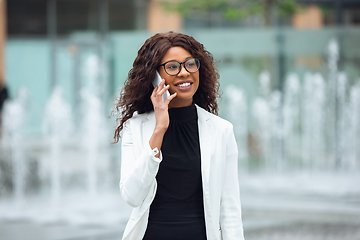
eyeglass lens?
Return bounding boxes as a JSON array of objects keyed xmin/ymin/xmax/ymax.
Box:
[{"xmin": 164, "ymin": 58, "xmax": 200, "ymax": 76}]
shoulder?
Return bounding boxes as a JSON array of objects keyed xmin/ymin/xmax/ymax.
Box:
[
  {"xmin": 196, "ymin": 105, "xmax": 233, "ymax": 131},
  {"xmin": 125, "ymin": 111, "xmax": 155, "ymax": 126}
]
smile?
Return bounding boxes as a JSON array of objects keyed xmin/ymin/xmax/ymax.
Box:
[{"xmin": 176, "ymin": 82, "xmax": 192, "ymax": 87}]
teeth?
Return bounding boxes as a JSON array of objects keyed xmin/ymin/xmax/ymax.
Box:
[{"xmin": 178, "ymin": 82, "xmax": 191, "ymax": 87}]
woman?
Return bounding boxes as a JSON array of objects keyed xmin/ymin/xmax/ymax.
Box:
[{"xmin": 113, "ymin": 31, "xmax": 245, "ymax": 240}]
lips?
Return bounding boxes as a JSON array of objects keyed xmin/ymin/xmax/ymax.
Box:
[
  {"xmin": 175, "ymin": 80, "xmax": 193, "ymax": 87},
  {"xmin": 174, "ymin": 81, "xmax": 193, "ymax": 91},
  {"xmin": 177, "ymin": 82, "xmax": 191, "ymax": 87}
]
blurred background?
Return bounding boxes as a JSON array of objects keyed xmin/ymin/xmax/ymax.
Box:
[{"xmin": 0, "ymin": 0, "xmax": 360, "ymax": 239}]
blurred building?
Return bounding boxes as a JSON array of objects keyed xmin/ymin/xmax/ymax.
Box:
[
  {"xmin": 6, "ymin": 0, "xmax": 181, "ymax": 37},
  {"xmin": 4, "ymin": 0, "xmax": 360, "ymax": 38},
  {"xmin": 293, "ymin": 1, "xmax": 360, "ymax": 28},
  {"xmin": 181, "ymin": 1, "xmax": 360, "ymax": 29}
]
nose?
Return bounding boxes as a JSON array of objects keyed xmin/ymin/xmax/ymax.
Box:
[{"xmin": 177, "ymin": 63, "xmax": 189, "ymax": 76}]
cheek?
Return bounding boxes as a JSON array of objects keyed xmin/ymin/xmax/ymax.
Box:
[
  {"xmin": 165, "ymin": 77, "xmax": 174, "ymax": 86},
  {"xmin": 194, "ymin": 74, "xmax": 200, "ymax": 88}
]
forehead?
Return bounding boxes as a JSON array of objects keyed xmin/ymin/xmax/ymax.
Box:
[{"xmin": 161, "ymin": 47, "xmax": 193, "ymax": 63}]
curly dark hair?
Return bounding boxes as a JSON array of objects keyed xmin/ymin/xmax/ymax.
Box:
[{"xmin": 113, "ymin": 31, "xmax": 220, "ymax": 143}]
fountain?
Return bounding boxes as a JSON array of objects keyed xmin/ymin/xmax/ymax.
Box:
[
  {"xmin": 80, "ymin": 88, "xmax": 107, "ymax": 199},
  {"xmin": 0, "ymin": 87, "xmax": 28, "ymax": 218},
  {"xmin": 327, "ymin": 38, "xmax": 339, "ymax": 168},
  {"xmin": 300, "ymin": 73, "xmax": 326, "ymax": 168},
  {"xmin": 251, "ymin": 72, "xmax": 272, "ymax": 168},
  {"xmin": 225, "ymin": 85, "xmax": 248, "ymax": 168},
  {"xmin": 79, "ymin": 54, "xmax": 110, "ymax": 200},
  {"xmin": 247, "ymin": 39, "xmax": 359, "ymax": 171},
  {"xmin": 282, "ymin": 73, "xmax": 301, "ymax": 167},
  {"xmin": 0, "ymin": 53, "xmax": 131, "ymax": 226},
  {"xmin": 251, "ymin": 72, "xmax": 285, "ymax": 169},
  {"xmin": 42, "ymin": 86, "xmax": 72, "ymax": 215},
  {"xmin": 347, "ymin": 83, "xmax": 360, "ymax": 169}
]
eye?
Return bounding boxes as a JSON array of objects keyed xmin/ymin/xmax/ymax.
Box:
[
  {"xmin": 185, "ymin": 59, "xmax": 196, "ymax": 67},
  {"xmin": 165, "ymin": 62, "xmax": 179, "ymax": 69},
  {"xmin": 186, "ymin": 62, "xmax": 195, "ymax": 67}
]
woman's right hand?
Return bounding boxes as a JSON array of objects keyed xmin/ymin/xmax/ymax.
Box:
[
  {"xmin": 150, "ymin": 79, "xmax": 177, "ymax": 132},
  {"xmin": 149, "ymin": 79, "xmax": 177, "ymax": 156}
]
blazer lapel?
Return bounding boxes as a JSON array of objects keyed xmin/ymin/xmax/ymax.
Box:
[
  {"xmin": 196, "ymin": 105, "xmax": 217, "ymax": 239},
  {"xmin": 196, "ymin": 105, "xmax": 213, "ymax": 193}
]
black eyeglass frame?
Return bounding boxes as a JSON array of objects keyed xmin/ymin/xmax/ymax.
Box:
[{"xmin": 158, "ymin": 58, "xmax": 200, "ymax": 76}]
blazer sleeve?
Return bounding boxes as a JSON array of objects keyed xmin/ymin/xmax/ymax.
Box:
[
  {"xmin": 220, "ymin": 123, "xmax": 245, "ymax": 240},
  {"xmin": 119, "ymin": 119, "xmax": 162, "ymax": 208}
]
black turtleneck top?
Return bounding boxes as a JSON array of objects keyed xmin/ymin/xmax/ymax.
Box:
[{"xmin": 143, "ymin": 103, "xmax": 207, "ymax": 240}]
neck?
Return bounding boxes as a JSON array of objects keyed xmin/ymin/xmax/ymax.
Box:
[{"xmin": 168, "ymin": 98, "xmax": 193, "ymax": 109}]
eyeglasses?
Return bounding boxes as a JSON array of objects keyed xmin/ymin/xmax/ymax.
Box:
[{"xmin": 159, "ymin": 58, "xmax": 200, "ymax": 76}]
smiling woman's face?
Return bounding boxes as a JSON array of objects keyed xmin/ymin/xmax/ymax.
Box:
[{"xmin": 158, "ymin": 47, "xmax": 199, "ymax": 109}]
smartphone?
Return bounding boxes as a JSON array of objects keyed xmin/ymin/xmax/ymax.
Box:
[{"xmin": 152, "ymin": 71, "xmax": 170, "ymax": 102}]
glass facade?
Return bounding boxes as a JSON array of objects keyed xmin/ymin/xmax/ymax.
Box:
[{"xmin": 7, "ymin": 0, "xmax": 144, "ymax": 37}]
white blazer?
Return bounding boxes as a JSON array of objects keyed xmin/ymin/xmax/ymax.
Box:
[{"xmin": 120, "ymin": 105, "xmax": 245, "ymax": 240}]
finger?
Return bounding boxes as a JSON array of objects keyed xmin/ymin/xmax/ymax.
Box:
[
  {"xmin": 151, "ymin": 85, "xmax": 158, "ymax": 98},
  {"xmin": 165, "ymin": 92, "xmax": 177, "ymax": 104},
  {"xmin": 153, "ymin": 85, "xmax": 158, "ymax": 94},
  {"xmin": 159, "ymin": 79, "xmax": 166, "ymax": 88},
  {"xmin": 151, "ymin": 86, "xmax": 158, "ymax": 96},
  {"xmin": 158, "ymin": 84, "xmax": 170, "ymax": 96}
]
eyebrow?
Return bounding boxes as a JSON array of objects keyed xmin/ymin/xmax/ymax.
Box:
[{"xmin": 164, "ymin": 56, "xmax": 193, "ymax": 63}]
